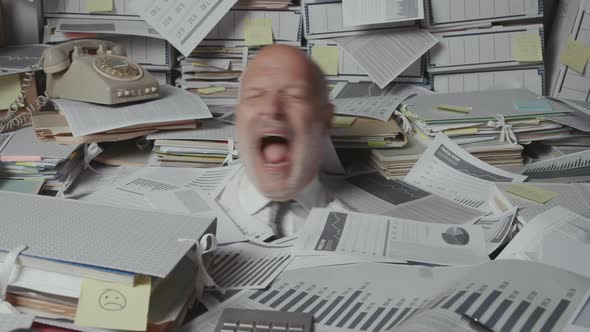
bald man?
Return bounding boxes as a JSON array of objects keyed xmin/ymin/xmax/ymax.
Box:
[{"xmin": 217, "ymin": 45, "xmax": 346, "ymax": 240}]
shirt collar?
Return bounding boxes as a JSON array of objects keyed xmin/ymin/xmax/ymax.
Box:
[{"xmin": 238, "ymin": 171, "xmax": 331, "ymax": 215}]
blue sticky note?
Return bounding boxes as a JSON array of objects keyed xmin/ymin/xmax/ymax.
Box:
[{"xmin": 513, "ymin": 99, "xmax": 553, "ymax": 111}]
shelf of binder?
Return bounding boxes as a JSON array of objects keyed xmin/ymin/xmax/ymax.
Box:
[
  {"xmin": 308, "ymin": 40, "xmax": 426, "ymax": 84},
  {"xmin": 198, "ymin": 7, "xmax": 303, "ymax": 47},
  {"xmin": 302, "ymin": 0, "xmax": 418, "ymax": 40},
  {"xmin": 426, "ymin": 24, "xmax": 545, "ymax": 95},
  {"xmin": 548, "ymin": 0, "xmax": 590, "ymax": 102},
  {"xmin": 421, "ymin": 0, "xmax": 544, "ymax": 28}
]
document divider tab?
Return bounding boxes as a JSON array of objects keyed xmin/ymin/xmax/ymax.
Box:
[{"xmin": 0, "ymin": 191, "xmax": 216, "ymax": 280}]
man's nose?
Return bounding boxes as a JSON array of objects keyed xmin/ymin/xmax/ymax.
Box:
[{"xmin": 261, "ymin": 93, "xmax": 284, "ymax": 119}]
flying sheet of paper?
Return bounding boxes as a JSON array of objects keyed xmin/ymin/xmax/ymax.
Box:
[
  {"xmin": 208, "ymin": 242, "xmax": 293, "ymax": 290},
  {"xmin": 498, "ymin": 182, "xmax": 590, "ymax": 222},
  {"xmin": 334, "ymin": 29, "xmax": 438, "ymax": 88},
  {"xmin": 498, "ymin": 206, "xmax": 590, "ymax": 278},
  {"xmin": 312, "ymin": 46, "xmax": 339, "ymax": 76},
  {"xmin": 333, "ymin": 96, "xmax": 404, "ymax": 122},
  {"xmin": 561, "ymin": 38, "xmax": 590, "ymax": 74},
  {"xmin": 342, "ymin": 0, "xmax": 424, "ymax": 27},
  {"xmin": 512, "ymin": 33, "xmax": 543, "ymax": 62},
  {"xmin": 244, "ymin": 18, "xmax": 274, "ymax": 46},
  {"xmin": 405, "ymin": 133, "xmax": 526, "ymax": 213},
  {"xmin": 86, "ymin": 0, "xmax": 113, "ymax": 12},
  {"xmin": 75, "ymin": 276, "xmax": 151, "ymax": 330},
  {"xmin": 53, "ymin": 86, "xmax": 212, "ymax": 137},
  {"xmin": 132, "ymin": 0, "xmax": 238, "ymax": 57},
  {"xmin": 295, "ymin": 208, "xmax": 489, "ymax": 266}
]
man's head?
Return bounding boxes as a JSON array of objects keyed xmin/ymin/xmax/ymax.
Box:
[{"xmin": 236, "ymin": 45, "xmax": 334, "ymax": 201}]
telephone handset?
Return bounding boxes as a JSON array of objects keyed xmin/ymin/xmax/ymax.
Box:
[{"xmin": 42, "ymin": 39, "xmax": 160, "ymax": 105}]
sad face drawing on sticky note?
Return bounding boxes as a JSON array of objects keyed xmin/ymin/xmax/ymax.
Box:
[{"xmin": 99, "ymin": 289, "xmax": 127, "ymax": 311}]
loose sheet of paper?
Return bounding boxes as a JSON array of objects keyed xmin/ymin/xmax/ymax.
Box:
[
  {"xmin": 561, "ymin": 38, "xmax": 590, "ymax": 74},
  {"xmin": 520, "ymin": 150, "xmax": 590, "ymax": 182},
  {"xmin": 296, "ymin": 208, "xmax": 489, "ymax": 266},
  {"xmin": 512, "ymin": 33, "xmax": 543, "ymax": 62},
  {"xmin": 132, "ymin": 0, "xmax": 238, "ymax": 57},
  {"xmin": 75, "ymin": 276, "xmax": 151, "ymax": 330},
  {"xmin": 83, "ymin": 165, "xmax": 246, "ymax": 244},
  {"xmin": 405, "ymin": 133, "xmax": 526, "ymax": 213},
  {"xmin": 334, "ymin": 29, "xmax": 438, "ymax": 88},
  {"xmin": 499, "ymin": 206, "xmax": 590, "ymax": 278},
  {"xmin": 208, "ymin": 242, "xmax": 293, "ymax": 290},
  {"xmin": 342, "ymin": 0, "xmax": 424, "ymax": 27},
  {"xmin": 474, "ymin": 208, "xmax": 517, "ymax": 254},
  {"xmin": 53, "ymin": 85, "xmax": 212, "ymax": 137},
  {"xmin": 326, "ymin": 173, "xmax": 484, "ymax": 225}
]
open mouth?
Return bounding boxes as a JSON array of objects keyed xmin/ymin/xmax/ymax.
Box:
[{"xmin": 259, "ymin": 133, "xmax": 291, "ymax": 168}]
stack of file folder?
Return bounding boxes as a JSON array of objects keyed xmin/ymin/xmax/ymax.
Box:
[
  {"xmin": 176, "ymin": 46, "xmax": 249, "ymax": 115},
  {"xmin": 147, "ymin": 119, "xmax": 236, "ymax": 168},
  {"xmin": 0, "ymin": 127, "xmax": 83, "ymax": 192},
  {"xmin": 402, "ymin": 89, "xmax": 574, "ymax": 144},
  {"xmin": 370, "ymin": 133, "xmax": 524, "ymax": 179},
  {"xmin": 1, "ymin": 191, "xmax": 216, "ymax": 331}
]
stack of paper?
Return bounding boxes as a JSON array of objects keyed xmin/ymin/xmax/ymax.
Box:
[
  {"xmin": 0, "ymin": 191, "xmax": 216, "ymax": 331},
  {"xmin": 330, "ymin": 117, "xmax": 406, "ymax": 149},
  {"xmin": 370, "ymin": 133, "xmax": 524, "ymax": 179},
  {"xmin": 0, "ymin": 127, "xmax": 83, "ymax": 192},
  {"xmin": 32, "ymin": 86, "xmax": 212, "ymax": 144},
  {"xmin": 176, "ymin": 46, "xmax": 249, "ymax": 115},
  {"xmin": 147, "ymin": 119, "xmax": 236, "ymax": 168}
]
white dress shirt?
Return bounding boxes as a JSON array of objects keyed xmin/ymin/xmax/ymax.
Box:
[{"xmin": 217, "ymin": 166, "xmax": 347, "ymax": 240}]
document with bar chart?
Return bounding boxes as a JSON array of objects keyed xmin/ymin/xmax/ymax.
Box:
[
  {"xmin": 295, "ymin": 208, "xmax": 489, "ymax": 266},
  {"xmin": 405, "ymin": 133, "xmax": 526, "ymax": 213},
  {"xmin": 207, "ymin": 242, "xmax": 293, "ymax": 290},
  {"xmin": 182, "ymin": 260, "xmax": 590, "ymax": 332},
  {"xmin": 521, "ymin": 150, "xmax": 590, "ymax": 182}
]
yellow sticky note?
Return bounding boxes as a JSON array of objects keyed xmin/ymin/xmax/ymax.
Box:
[
  {"xmin": 512, "ymin": 33, "xmax": 543, "ymax": 62},
  {"xmin": 506, "ymin": 184, "xmax": 557, "ymax": 204},
  {"xmin": 436, "ymin": 105, "xmax": 473, "ymax": 113},
  {"xmin": 312, "ymin": 46, "xmax": 339, "ymax": 76},
  {"xmin": 75, "ymin": 276, "xmax": 151, "ymax": 331},
  {"xmin": 198, "ymin": 86, "xmax": 226, "ymax": 95},
  {"xmin": 86, "ymin": 0, "xmax": 113, "ymax": 12},
  {"xmin": 444, "ymin": 127, "xmax": 478, "ymax": 136},
  {"xmin": 0, "ymin": 74, "xmax": 22, "ymax": 110},
  {"xmin": 332, "ymin": 116, "xmax": 357, "ymax": 127},
  {"xmin": 561, "ymin": 38, "xmax": 590, "ymax": 74},
  {"xmin": 244, "ymin": 18, "xmax": 273, "ymax": 46}
]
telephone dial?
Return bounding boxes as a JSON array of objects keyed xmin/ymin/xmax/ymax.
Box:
[{"xmin": 42, "ymin": 39, "xmax": 159, "ymax": 105}]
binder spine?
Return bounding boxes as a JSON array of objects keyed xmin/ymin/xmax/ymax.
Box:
[
  {"xmin": 303, "ymin": 4, "xmax": 312, "ymax": 37},
  {"xmin": 427, "ymin": 0, "xmax": 434, "ymax": 26},
  {"xmin": 538, "ymin": 0, "xmax": 544, "ymax": 15},
  {"xmin": 539, "ymin": 27, "xmax": 545, "ymax": 56}
]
